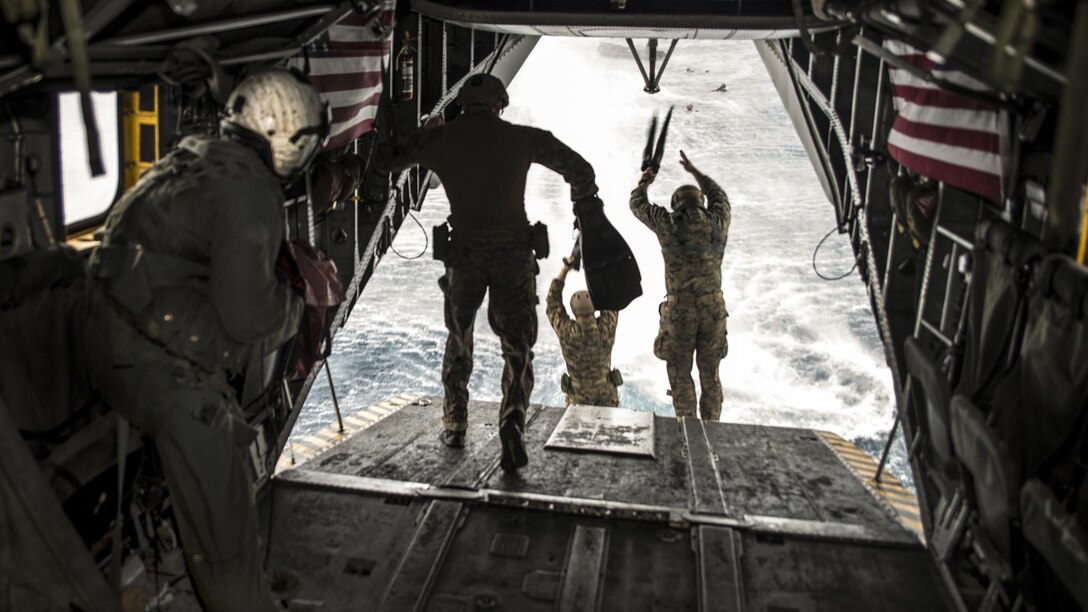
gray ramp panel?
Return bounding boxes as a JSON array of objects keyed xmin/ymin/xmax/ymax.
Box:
[
  {"xmin": 557, "ymin": 525, "xmax": 608, "ymax": 612},
  {"xmin": 705, "ymin": 423, "xmax": 915, "ymax": 544},
  {"xmin": 696, "ymin": 526, "xmax": 744, "ymax": 612},
  {"xmin": 483, "ymin": 408, "xmax": 691, "ymax": 509},
  {"xmin": 268, "ymin": 477, "xmax": 951, "ymax": 610},
  {"xmin": 265, "ymin": 483, "xmax": 423, "ymax": 609},
  {"xmin": 424, "ymin": 505, "xmax": 699, "ymax": 612},
  {"xmin": 738, "ymin": 531, "xmax": 955, "ymax": 611}
]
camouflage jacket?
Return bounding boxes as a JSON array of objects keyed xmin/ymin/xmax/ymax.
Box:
[
  {"xmin": 96, "ymin": 136, "xmax": 302, "ymax": 372},
  {"xmin": 547, "ymin": 277, "xmax": 618, "ymax": 385},
  {"xmin": 630, "ymin": 173, "xmax": 732, "ymax": 296},
  {"xmin": 378, "ymin": 113, "xmax": 597, "ymax": 240}
]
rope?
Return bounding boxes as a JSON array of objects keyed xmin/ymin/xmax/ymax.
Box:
[
  {"xmin": 388, "ymin": 209, "xmax": 429, "ymax": 260},
  {"xmin": 812, "ymin": 224, "xmax": 860, "ymax": 281}
]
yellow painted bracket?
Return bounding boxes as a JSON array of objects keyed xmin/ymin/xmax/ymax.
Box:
[
  {"xmin": 121, "ymin": 85, "xmax": 159, "ymax": 192},
  {"xmin": 817, "ymin": 431, "xmax": 924, "ymax": 538},
  {"xmin": 1077, "ymin": 186, "xmax": 1088, "ymax": 265},
  {"xmin": 276, "ymin": 394, "xmax": 420, "ymax": 474}
]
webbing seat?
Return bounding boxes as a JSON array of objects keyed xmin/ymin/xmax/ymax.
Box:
[
  {"xmin": 955, "ymin": 220, "xmax": 1045, "ymax": 403},
  {"xmin": 905, "ymin": 337, "xmax": 955, "ymax": 475},
  {"xmin": 1020, "ymin": 479, "xmax": 1088, "ymax": 610},
  {"xmin": 1011, "ymin": 255, "xmax": 1088, "ymax": 611},
  {"xmin": 950, "ymin": 395, "xmax": 1020, "ymax": 582}
]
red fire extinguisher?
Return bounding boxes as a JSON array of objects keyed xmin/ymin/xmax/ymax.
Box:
[{"xmin": 396, "ymin": 32, "xmax": 415, "ymax": 102}]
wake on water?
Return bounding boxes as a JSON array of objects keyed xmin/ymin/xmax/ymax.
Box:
[{"xmin": 295, "ymin": 39, "xmax": 912, "ymax": 486}]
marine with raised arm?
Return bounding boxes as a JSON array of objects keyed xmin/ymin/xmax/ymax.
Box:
[{"xmin": 630, "ymin": 150, "xmax": 731, "ymax": 420}]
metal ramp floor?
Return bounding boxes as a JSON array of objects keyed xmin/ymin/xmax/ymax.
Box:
[{"xmin": 267, "ymin": 398, "xmax": 953, "ymax": 611}]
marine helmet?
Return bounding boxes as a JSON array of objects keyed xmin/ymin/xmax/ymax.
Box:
[
  {"xmin": 671, "ymin": 184, "xmax": 704, "ymax": 210},
  {"xmin": 570, "ymin": 290, "xmax": 595, "ymax": 318},
  {"xmin": 456, "ymin": 73, "xmax": 509, "ymax": 111},
  {"xmin": 221, "ymin": 69, "xmax": 330, "ymax": 179}
]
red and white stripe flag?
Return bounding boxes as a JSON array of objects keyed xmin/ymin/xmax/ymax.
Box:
[
  {"xmin": 883, "ymin": 39, "xmax": 1007, "ymax": 203},
  {"xmin": 290, "ymin": 3, "xmax": 396, "ymax": 151}
]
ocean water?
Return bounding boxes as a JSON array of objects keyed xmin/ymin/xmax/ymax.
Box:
[{"xmin": 295, "ymin": 38, "xmax": 911, "ymax": 485}]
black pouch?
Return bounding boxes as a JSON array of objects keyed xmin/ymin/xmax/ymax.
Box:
[
  {"xmin": 560, "ymin": 373, "xmax": 571, "ymax": 394},
  {"xmin": 432, "ymin": 222, "xmax": 451, "ymax": 262},
  {"xmin": 531, "ymin": 221, "xmax": 549, "ymax": 260},
  {"xmin": 609, "ymin": 368, "xmax": 624, "ymax": 387}
]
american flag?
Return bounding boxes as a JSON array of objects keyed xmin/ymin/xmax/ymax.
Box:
[
  {"xmin": 883, "ymin": 39, "xmax": 1007, "ymax": 203},
  {"xmin": 290, "ymin": 4, "xmax": 396, "ymax": 151}
]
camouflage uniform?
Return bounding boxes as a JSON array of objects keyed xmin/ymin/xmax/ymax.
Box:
[
  {"xmin": 83, "ymin": 136, "xmax": 301, "ymax": 612},
  {"xmin": 630, "ymin": 173, "xmax": 731, "ymax": 420},
  {"xmin": 546, "ymin": 277, "xmax": 619, "ymax": 407},
  {"xmin": 382, "ymin": 113, "xmax": 597, "ymax": 433}
]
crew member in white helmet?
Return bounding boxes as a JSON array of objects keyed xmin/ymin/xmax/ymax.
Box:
[{"xmin": 84, "ymin": 69, "xmax": 327, "ymax": 610}]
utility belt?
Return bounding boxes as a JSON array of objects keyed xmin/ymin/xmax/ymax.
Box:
[
  {"xmin": 666, "ymin": 290, "xmax": 724, "ymax": 305},
  {"xmin": 433, "ymin": 220, "xmax": 549, "ymax": 262},
  {"xmin": 560, "ymin": 368, "xmax": 623, "ymax": 393},
  {"xmin": 88, "ymin": 244, "xmax": 247, "ymax": 374}
]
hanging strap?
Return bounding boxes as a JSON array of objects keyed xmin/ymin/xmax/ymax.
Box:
[{"xmin": 109, "ymin": 415, "xmax": 130, "ymax": 593}]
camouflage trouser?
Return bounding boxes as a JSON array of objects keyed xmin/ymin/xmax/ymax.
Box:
[
  {"xmin": 566, "ymin": 374, "xmax": 619, "ymax": 407},
  {"xmin": 440, "ymin": 242, "xmax": 538, "ymax": 433},
  {"xmin": 654, "ymin": 292, "xmax": 729, "ymax": 420},
  {"xmin": 82, "ymin": 289, "xmax": 280, "ymax": 612}
]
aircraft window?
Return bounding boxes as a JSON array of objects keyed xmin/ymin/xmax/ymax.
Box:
[{"xmin": 60, "ymin": 91, "xmax": 120, "ymax": 227}]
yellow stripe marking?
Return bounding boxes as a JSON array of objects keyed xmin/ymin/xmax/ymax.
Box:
[
  {"xmin": 312, "ymin": 429, "xmax": 340, "ymax": 440},
  {"xmin": 290, "ymin": 437, "xmax": 323, "ymax": 451},
  {"xmin": 353, "ymin": 410, "xmax": 380, "ymax": 422},
  {"xmin": 817, "ymin": 431, "xmax": 923, "ymax": 538},
  {"xmin": 344, "ymin": 416, "xmax": 370, "ymax": 428},
  {"xmin": 303, "ymin": 435, "xmax": 330, "ymax": 449}
]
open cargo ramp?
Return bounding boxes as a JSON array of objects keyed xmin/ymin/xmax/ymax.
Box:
[{"xmin": 267, "ymin": 399, "xmax": 953, "ymax": 610}]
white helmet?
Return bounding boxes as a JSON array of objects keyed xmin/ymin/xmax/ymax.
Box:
[{"xmin": 221, "ymin": 69, "xmax": 329, "ymax": 179}]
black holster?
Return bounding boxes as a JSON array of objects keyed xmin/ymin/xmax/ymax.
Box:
[
  {"xmin": 531, "ymin": 221, "xmax": 549, "ymax": 260},
  {"xmin": 432, "ymin": 222, "xmax": 451, "ymax": 262}
]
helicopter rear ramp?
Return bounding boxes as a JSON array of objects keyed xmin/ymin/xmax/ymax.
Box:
[{"xmin": 268, "ymin": 400, "xmax": 953, "ymax": 610}]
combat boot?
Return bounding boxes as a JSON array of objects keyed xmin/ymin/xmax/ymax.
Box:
[
  {"xmin": 439, "ymin": 429, "xmax": 466, "ymax": 448},
  {"xmin": 499, "ymin": 418, "xmax": 528, "ymax": 472}
]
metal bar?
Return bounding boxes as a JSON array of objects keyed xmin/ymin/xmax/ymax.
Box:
[
  {"xmin": 873, "ymin": 413, "xmax": 900, "ymax": 482},
  {"xmin": 920, "ymin": 318, "xmax": 954, "ymax": 346},
  {"xmin": 469, "ymin": 28, "xmax": 475, "ymax": 68},
  {"xmin": 278, "ymin": 467, "xmax": 918, "ymax": 546},
  {"xmin": 961, "ymin": 21, "xmax": 1066, "ymax": 85},
  {"xmin": 939, "ymin": 242, "xmax": 959, "ymax": 333},
  {"xmin": 417, "ymin": 12, "xmax": 423, "ymax": 123},
  {"xmin": 221, "ymin": 48, "xmax": 302, "ymax": 66},
  {"xmin": 558, "ymin": 526, "xmax": 608, "ymax": 612},
  {"xmin": 100, "ymin": 5, "xmax": 336, "ymax": 46},
  {"xmin": 682, "ymin": 418, "xmax": 731, "ymax": 516},
  {"xmin": 650, "ymin": 39, "xmax": 679, "ymax": 90},
  {"xmin": 625, "ymin": 38, "xmax": 652, "ymax": 87},
  {"xmin": 912, "ymin": 188, "xmax": 945, "ymax": 337},
  {"xmin": 648, "ymin": 38, "xmax": 658, "ymax": 88},
  {"xmin": 935, "ymin": 224, "xmax": 974, "ymax": 250},
  {"xmin": 377, "ymin": 500, "xmax": 464, "ymax": 612},
  {"xmin": 695, "ymin": 527, "xmax": 744, "ymax": 612},
  {"xmin": 881, "ymin": 212, "xmax": 898, "ymax": 302},
  {"xmin": 324, "ymin": 361, "xmax": 344, "ymax": 433}
]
